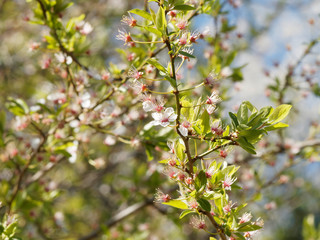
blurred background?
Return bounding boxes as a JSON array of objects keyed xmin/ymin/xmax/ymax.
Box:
[{"xmin": 1, "ymin": 0, "xmax": 320, "ymax": 239}]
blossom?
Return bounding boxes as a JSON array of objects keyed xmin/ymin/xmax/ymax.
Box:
[
  {"xmin": 167, "ymin": 10, "xmax": 177, "ymax": 18},
  {"xmin": 190, "ymin": 216, "xmax": 206, "ymax": 230},
  {"xmin": 221, "ymin": 66, "xmax": 232, "ymax": 78},
  {"xmin": 151, "ymin": 107, "xmax": 177, "ymax": 127},
  {"xmin": 222, "ymin": 176, "xmax": 237, "ymax": 190},
  {"xmin": 78, "ymin": 91, "xmax": 91, "ymax": 108},
  {"xmin": 128, "ymin": 67, "xmax": 143, "ymax": 81},
  {"xmin": 178, "ymin": 121, "xmax": 191, "ymax": 137},
  {"xmin": 185, "ymin": 177, "xmax": 193, "ymax": 185},
  {"xmin": 76, "ymin": 21, "xmax": 93, "ymax": 35},
  {"xmin": 29, "ymin": 42, "xmax": 40, "ymax": 51},
  {"xmin": 189, "ymin": 31, "xmax": 200, "ymax": 43},
  {"xmin": 206, "ymin": 91, "xmax": 221, "ymax": 114},
  {"xmin": 141, "ymin": 95, "xmax": 154, "ymax": 112},
  {"xmin": 211, "ymin": 120, "xmax": 223, "ymax": 136},
  {"xmin": 154, "ymin": 189, "xmax": 171, "ymax": 203},
  {"xmin": 205, "ymin": 165, "xmax": 216, "ymax": 178},
  {"xmin": 47, "ymin": 92, "xmax": 66, "ymax": 105},
  {"xmin": 168, "ymin": 158, "xmax": 177, "ymax": 167},
  {"xmin": 141, "ymin": 94, "xmax": 165, "ymax": 112},
  {"xmin": 163, "ymin": 166, "xmax": 176, "ymax": 179},
  {"xmin": 66, "ymin": 140, "xmax": 79, "ymax": 163},
  {"xmin": 223, "ymin": 201, "xmax": 235, "ymax": 213},
  {"xmin": 15, "ymin": 116, "xmax": 30, "ymax": 131},
  {"xmin": 104, "ymin": 135, "xmax": 116, "ymax": 146},
  {"xmin": 204, "ymin": 70, "xmax": 219, "ymax": 86},
  {"xmin": 127, "ymin": 52, "xmax": 136, "ymax": 61},
  {"xmin": 54, "ymin": 52, "xmax": 72, "ymax": 65},
  {"xmin": 239, "ymin": 212, "xmax": 252, "ymax": 224},
  {"xmin": 189, "ymin": 199, "xmax": 199, "ymax": 209},
  {"xmin": 116, "ymin": 29, "xmax": 133, "ymax": 45},
  {"xmin": 145, "ymin": 64, "xmax": 155, "ymax": 74},
  {"xmin": 41, "ymin": 58, "xmax": 51, "ymax": 69},
  {"xmin": 199, "ymin": 26, "xmax": 212, "ymax": 39},
  {"xmin": 178, "ymin": 33, "xmax": 188, "ymax": 45},
  {"xmin": 130, "ymin": 80, "xmax": 148, "ymax": 94},
  {"xmin": 219, "ymin": 149, "xmax": 228, "ymax": 158},
  {"xmin": 89, "ymin": 158, "xmax": 106, "ymax": 169},
  {"xmin": 121, "ymin": 14, "xmax": 137, "ymax": 27},
  {"xmin": 176, "ymin": 19, "xmax": 188, "ymax": 30}
]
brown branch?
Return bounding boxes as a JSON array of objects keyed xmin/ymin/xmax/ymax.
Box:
[
  {"xmin": 203, "ymin": 211, "xmax": 227, "ymax": 240},
  {"xmin": 78, "ymin": 199, "xmax": 153, "ymax": 240}
]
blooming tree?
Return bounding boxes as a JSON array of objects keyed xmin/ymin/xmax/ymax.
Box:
[{"xmin": 0, "ymin": 0, "xmax": 319, "ymax": 239}]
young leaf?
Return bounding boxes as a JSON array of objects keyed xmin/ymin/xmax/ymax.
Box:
[
  {"xmin": 264, "ymin": 122, "xmax": 289, "ymax": 131},
  {"xmin": 173, "ymin": 4, "xmax": 196, "ymax": 11},
  {"xmin": 237, "ymin": 224, "xmax": 263, "ymax": 232},
  {"xmin": 144, "ymin": 26, "xmax": 162, "ymax": 37},
  {"xmin": 237, "ymin": 102, "xmax": 249, "ymax": 124},
  {"xmin": 162, "ymin": 200, "xmax": 188, "ymax": 209},
  {"xmin": 129, "ymin": 9, "xmax": 152, "ymax": 21},
  {"xmin": 155, "ymin": 6, "xmax": 166, "ymax": 32},
  {"xmin": 195, "ymin": 170, "xmax": 207, "ymax": 191},
  {"xmin": 236, "ymin": 136, "xmax": 256, "ymax": 154},
  {"xmin": 178, "ymin": 50, "xmax": 196, "ymax": 59},
  {"xmin": 200, "ymin": 110, "xmax": 210, "ymax": 135},
  {"xmin": 229, "ymin": 112, "xmax": 239, "ymax": 128},
  {"xmin": 179, "ymin": 209, "xmax": 194, "ymax": 219},
  {"xmin": 268, "ymin": 104, "xmax": 292, "ymax": 124},
  {"xmin": 175, "ymin": 140, "xmax": 186, "ymax": 161},
  {"xmin": 147, "ymin": 58, "xmax": 167, "ymax": 73},
  {"xmin": 197, "ymin": 198, "xmax": 211, "ymax": 212}
]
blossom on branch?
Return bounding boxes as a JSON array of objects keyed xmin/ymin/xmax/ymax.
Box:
[{"xmin": 151, "ymin": 107, "xmax": 177, "ymax": 127}]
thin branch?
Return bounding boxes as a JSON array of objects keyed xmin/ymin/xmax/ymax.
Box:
[{"xmin": 78, "ymin": 199, "xmax": 153, "ymax": 240}]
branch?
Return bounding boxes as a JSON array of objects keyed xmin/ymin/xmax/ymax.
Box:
[{"xmin": 78, "ymin": 199, "xmax": 153, "ymax": 240}]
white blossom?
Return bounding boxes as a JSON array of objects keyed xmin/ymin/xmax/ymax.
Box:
[
  {"xmin": 54, "ymin": 52, "xmax": 72, "ymax": 65},
  {"xmin": 151, "ymin": 107, "xmax": 177, "ymax": 127}
]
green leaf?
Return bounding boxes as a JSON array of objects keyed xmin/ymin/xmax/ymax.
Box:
[
  {"xmin": 195, "ymin": 170, "xmax": 207, "ymax": 191},
  {"xmin": 197, "ymin": 198, "xmax": 211, "ymax": 212},
  {"xmin": 129, "ymin": 9, "xmax": 152, "ymax": 21},
  {"xmin": 236, "ymin": 136, "xmax": 256, "ymax": 154},
  {"xmin": 144, "ymin": 26, "xmax": 162, "ymax": 37},
  {"xmin": 179, "ymin": 209, "xmax": 194, "ymax": 219},
  {"xmin": 0, "ymin": 111, "xmax": 5, "ymax": 135},
  {"xmin": 237, "ymin": 103, "xmax": 249, "ymax": 124},
  {"xmin": 6, "ymin": 98, "xmax": 29, "ymax": 116},
  {"xmin": 264, "ymin": 122, "xmax": 289, "ymax": 131},
  {"xmin": 147, "ymin": 58, "xmax": 167, "ymax": 73},
  {"xmin": 243, "ymin": 101, "xmax": 257, "ymax": 113},
  {"xmin": 149, "ymin": 7, "xmax": 157, "ymax": 24},
  {"xmin": 200, "ymin": 110, "xmax": 210, "ymax": 135},
  {"xmin": 229, "ymin": 112, "xmax": 239, "ymax": 128},
  {"xmin": 238, "ymin": 224, "xmax": 263, "ymax": 232},
  {"xmin": 175, "ymin": 140, "xmax": 186, "ymax": 161},
  {"xmin": 155, "ymin": 6, "xmax": 166, "ymax": 32},
  {"xmin": 234, "ymin": 233, "xmax": 246, "ymax": 240},
  {"xmin": 145, "ymin": 144, "xmax": 154, "ymax": 161},
  {"xmin": 173, "ymin": 4, "xmax": 196, "ymax": 11},
  {"xmin": 178, "ymin": 50, "xmax": 196, "ymax": 59},
  {"xmin": 164, "ymin": 76, "xmax": 177, "ymax": 88},
  {"xmin": 268, "ymin": 104, "xmax": 292, "ymax": 124},
  {"xmin": 162, "ymin": 200, "xmax": 188, "ymax": 209}
]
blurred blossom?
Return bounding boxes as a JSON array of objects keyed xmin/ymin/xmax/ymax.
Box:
[
  {"xmin": 89, "ymin": 158, "xmax": 106, "ymax": 169},
  {"xmin": 66, "ymin": 140, "xmax": 78, "ymax": 163},
  {"xmin": 76, "ymin": 21, "xmax": 93, "ymax": 35},
  {"xmin": 54, "ymin": 52, "xmax": 72, "ymax": 65},
  {"xmin": 104, "ymin": 135, "xmax": 116, "ymax": 146}
]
